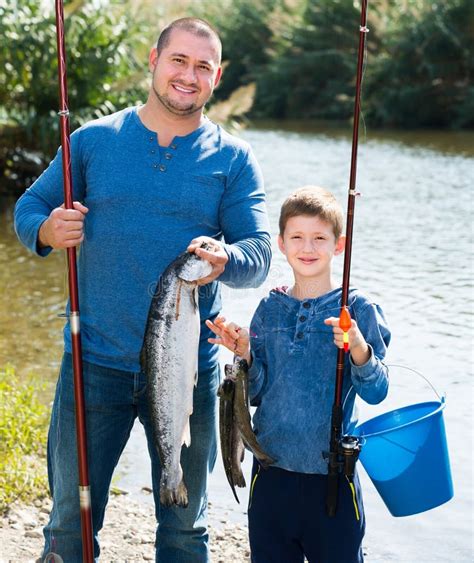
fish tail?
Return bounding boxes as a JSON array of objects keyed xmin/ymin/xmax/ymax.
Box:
[
  {"xmin": 233, "ymin": 469, "xmax": 246, "ymax": 488},
  {"xmin": 160, "ymin": 477, "xmax": 188, "ymax": 508}
]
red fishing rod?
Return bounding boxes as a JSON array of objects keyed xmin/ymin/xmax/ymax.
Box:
[
  {"xmin": 54, "ymin": 1, "xmax": 94, "ymax": 559},
  {"xmin": 326, "ymin": 0, "xmax": 369, "ymax": 517}
]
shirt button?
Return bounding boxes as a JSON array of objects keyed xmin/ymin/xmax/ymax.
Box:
[
  {"xmin": 296, "ymin": 332, "xmax": 304, "ymax": 339},
  {"xmin": 170, "ymin": 144, "xmax": 177, "ymax": 149},
  {"xmin": 159, "ymin": 164, "xmax": 166, "ymax": 172},
  {"xmin": 303, "ymin": 302, "xmax": 310, "ymax": 309},
  {"xmin": 149, "ymin": 136, "xmax": 154, "ymax": 141},
  {"xmin": 151, "ymin": 149, "xmax": 156, "ymax": 154},
  {"xmin": 164, "ymin": 153, "xmax": 172, "ymax": 160},
  {"xmin": 299, "ymin": 315, "xmax": 307, "ymax": 322},
  {"xmin": 152, "ymin": 163, "xmax": 158, "ymax": 169}
]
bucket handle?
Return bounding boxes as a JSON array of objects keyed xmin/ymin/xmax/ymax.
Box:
[
  {"xmin": 386, "ymin": 364, "xmax": 444, "ymax": 403},
  {"xmin": 342, "ymin": 364, "xmax": 445, "ymax": 415}
]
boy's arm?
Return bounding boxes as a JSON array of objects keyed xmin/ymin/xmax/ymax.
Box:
[{"xmin": 349, "ymin": 302, "xmax": 391, "ymax": 405}]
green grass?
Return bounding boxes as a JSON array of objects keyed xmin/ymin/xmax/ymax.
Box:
[{"xmin": 0, "ymin": 364, "xmax": 49, "ymax": 513}]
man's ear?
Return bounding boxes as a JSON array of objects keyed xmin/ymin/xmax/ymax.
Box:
[
  {"xmin": 334, "ymin": 234, "xmax": 346, "ymax": 255},
  {"xmin": 149, "ymin": 47, "xmax": 158, "ymax": 72},
  {"xmin": 214, "ymin": 66, "xmax": 222, "ymax": 88}
]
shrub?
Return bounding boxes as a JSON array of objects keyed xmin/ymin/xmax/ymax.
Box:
[{"xmin": 0, "ymin": 365, "xmax": 49, "ymax": 513}]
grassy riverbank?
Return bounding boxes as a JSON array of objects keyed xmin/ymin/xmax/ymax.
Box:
[{"xmin": 0, "ymin": 365, "xmax": 49, "ymax": 514}]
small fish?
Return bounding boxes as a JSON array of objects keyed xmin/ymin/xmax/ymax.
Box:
[
  {"xmin": 218, "ymin": 365, "xmax": 246, "ymax": 503},
  {"xmin": 231, "ymin": 357, "xmax": 275, "ymax": 470},
  {"xmin": 141, "ymin": 245, "xmax": 212, "ymax": 507}
]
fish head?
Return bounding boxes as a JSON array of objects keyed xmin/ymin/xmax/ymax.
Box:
[
  {"xmin": 231, "ymin": 357, "xmax": 249, "ymax": 383},
  {"xmin": 233, "ymin": 356, "xmax": 249, "ymax": 375},
  {"xmin": 177, "ymin": 250, "xmax": 213, "ymax": 283}
]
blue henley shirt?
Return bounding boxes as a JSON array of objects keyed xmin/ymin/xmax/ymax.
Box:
[{"xmin": 14, "ymin": 107, "xmax": 271, "ymax": 372}]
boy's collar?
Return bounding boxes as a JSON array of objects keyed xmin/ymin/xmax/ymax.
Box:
[{"xmin": 270, "ymin": 286, "xmax": 359, "ymax": 309}]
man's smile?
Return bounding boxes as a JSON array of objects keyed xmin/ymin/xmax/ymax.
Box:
[{"xmin": 171, "ymin": 82, "xmax": 198, "ymax": 94}]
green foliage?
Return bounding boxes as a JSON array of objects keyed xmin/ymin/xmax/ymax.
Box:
[
  {"xmin": 0, "ymin": 0, "xmax": 472, "ymax": 166},
  {"xmin": 365, "ymin": 0, "xmax": 474, "ymax": 128},
  {"xmin": 201, "ymin": 0, "xmax": 473, "ymax": 127},
  {"xmin": 0, "ymin": 0, "xmax": 149, "ymax": 158},
  {"xmin": 198, "ymin": 0, "xmax": 285, "ymax": 101},
  {"xmin": 0, "ymin": 365, "xmax": 49, "ymax": 513},
  {"xmin": 255, "ymin": 0, "xmax": 368, "ymax": 118}
]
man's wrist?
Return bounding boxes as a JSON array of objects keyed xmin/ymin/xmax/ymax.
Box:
[{"xmin": 38, "ymin": 219, "xmax": 50, "ymax": 248}]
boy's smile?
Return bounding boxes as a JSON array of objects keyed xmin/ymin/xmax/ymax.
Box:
[{"xmin": 278, "ymin": 215, "xmax": 345, "ymax": 297}]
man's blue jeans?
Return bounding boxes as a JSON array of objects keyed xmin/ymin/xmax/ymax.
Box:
[{"xmin": 42, "ymin": 353, "xmax": 219, "ymax": 562}]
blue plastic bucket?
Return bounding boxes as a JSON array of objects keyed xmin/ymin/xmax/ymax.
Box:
[{"xmin": 354, "ymin": 385, "xmax": 454, "ymax": 517}]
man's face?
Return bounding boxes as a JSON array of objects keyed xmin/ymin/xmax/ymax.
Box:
[{"xmin": 149, "ymin": 28, "xmax": 222, "ymax": 117}]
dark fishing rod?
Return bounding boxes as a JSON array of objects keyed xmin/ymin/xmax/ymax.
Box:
[
  {"xmin": 326, "ymin": 0, "xmax": 369, "ymax": 517},
  {"xmin": 54, "ymin": 0, "xmax": 94, "ymax": 559}
]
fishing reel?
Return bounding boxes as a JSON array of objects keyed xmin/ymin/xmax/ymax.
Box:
[
  {"xmin": 324, "ymin": 435, "xmax": 363, "ymax": 479},
  {"xmin": 339, "ymin": 435, "xmax": 363, "ymax": 478}
]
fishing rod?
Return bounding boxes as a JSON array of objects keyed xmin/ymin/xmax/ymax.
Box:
[
  {"xmin": 54, "ymin": 0, "xmax": 94, "ymax": 559},
  {"xmin": 326, "ymin": 0, "xmax": 369, "ymax": 517}
]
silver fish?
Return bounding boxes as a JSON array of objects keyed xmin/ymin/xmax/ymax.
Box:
[
  {"xmin": 232, "ymin": 357, "xmax": 275, "ymax": 470},
  {"xmin": 141, "ymin": 246, "xmax": 212, "ymax": 507}
]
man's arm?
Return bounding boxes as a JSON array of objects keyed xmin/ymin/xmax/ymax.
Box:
[
  {"xmin": 215, "ymin": 145, "xmax": 272, "ymax": 289},
  {"xmin": 14, "ymin": 135, "xmax": 86, "ymax": 256}
]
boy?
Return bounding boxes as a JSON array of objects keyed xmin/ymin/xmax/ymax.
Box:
[{"xmin": 206, "ymin": 186, "xmax": 390, "ymax": 563}]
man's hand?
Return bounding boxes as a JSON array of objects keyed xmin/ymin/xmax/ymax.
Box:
[
  {"xmin": 324, "ymin": 316, "xmax": 370, "ymax": 366},
  {"xmin": 187, "ymin": 236, "xmax": 228, "ymax": 285},
  {"xmin": 38, "ymin": 202, "xmax": 89, "ymax": 249}
]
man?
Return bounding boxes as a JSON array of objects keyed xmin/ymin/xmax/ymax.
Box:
[{"xmin": 14, "ymin": 17, "xmax": 271, "ymax": 562}]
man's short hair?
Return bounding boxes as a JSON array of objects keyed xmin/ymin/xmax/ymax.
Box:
[
  {"xmin": 156, "ymin": 17, "xmax": 222, "ymax": 63},
  {"xmin": 279, "ymin": 186, "xmax": 344, "ymax": 239}
]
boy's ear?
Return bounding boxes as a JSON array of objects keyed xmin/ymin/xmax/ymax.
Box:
[
  {"xmin": 334, "ymin": 235, "xmax": 346, "ymax": 255},
  {"xmin": 277, "ymin": 234, "xmax": 286, "ymax": 254}
]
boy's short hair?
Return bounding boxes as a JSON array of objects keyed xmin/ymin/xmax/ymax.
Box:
[{"xmin": 279, "ymin": 186, "xmax": 344, "ymax": 239}]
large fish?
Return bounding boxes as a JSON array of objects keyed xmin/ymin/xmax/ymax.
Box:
[
  {"xmin": 141, "ymin": 245, "xmax": 212, "ymax": 507},
  {"xmin": 218, "ymin": 365, "xmax": 246, "ymax": 503}
]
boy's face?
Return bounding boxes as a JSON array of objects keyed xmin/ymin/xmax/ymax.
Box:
[{"xmin": 278, "ymin": 215, "xmax": 345, "ymax": 284}]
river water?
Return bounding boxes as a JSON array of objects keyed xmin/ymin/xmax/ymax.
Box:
[{"xmin": 1, "ymin": 124, "xmax": 473, "ymax": 561}]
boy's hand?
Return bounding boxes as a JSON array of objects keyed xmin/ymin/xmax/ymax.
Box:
[
  {"xmin": 205, "ymin": 316, "xmax": 251, "ymax": 364},
  {"xmin": 324, "ymin": 316, "xmax": 370, "ymax": 366}
]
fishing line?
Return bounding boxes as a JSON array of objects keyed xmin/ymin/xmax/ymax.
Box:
[{"xmin": 359, "ymin": 27, "xmax": 369, "ymax": 143}]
